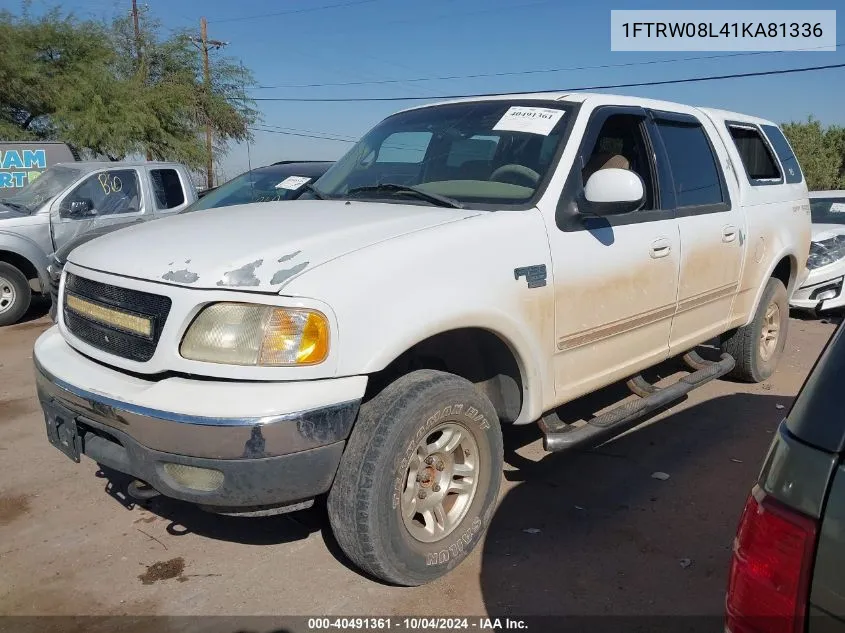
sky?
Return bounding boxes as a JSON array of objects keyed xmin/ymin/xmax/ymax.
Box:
[{"xmin": 5, "ymin": 0, "xmax": 844, "ymax": 180}]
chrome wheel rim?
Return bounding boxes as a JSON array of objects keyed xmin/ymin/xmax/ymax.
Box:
[
  {"xmin": 0, "ymin": 276, "xmax": 16, "ymax": 315},
  {"xmin": 759, "ymin": 301, "xmax": 781, "ymax": 361},
  {"xmin": 400, "ymin": 422, "xmax": 479, "ymax": 543}
]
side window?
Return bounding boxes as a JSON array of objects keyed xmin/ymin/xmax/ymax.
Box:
[
  {"xmin": 61, "ymin": 169, "xmax": 141, "ymax": 218},
  {"xmin": 581, "ymin": 113, "xmax": 656, "ymax": 211},
  {"xmin": 377, "ymin": 131, "xmax": 432, "ymax": 164},
  {"xmin": 151, "ymin": 169, "xmax": 185, "ymax": 210},
  {"xmin": 727, "ymin": 124, "xmax": 781, "ymax": 184},
  {"xmin": 761, "ymin": 124, "xmax": 804, "ymax": 184},
  {"xmin": 655, "ymin": 119, "xmax": 724, "ymax": 208}
]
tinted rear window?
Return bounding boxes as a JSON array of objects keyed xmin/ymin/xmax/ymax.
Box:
[
  {"xmin": 151, "ymin": 169, "xmax": 185, "ymax": 209},
  {"xmin": 761, "ymin": 124, "xmax": 803, "ymax": 184},
  {"xmin": 728, "ymin": 125, "xmax": 781, "ymax": 183},
  {"xmin": 655, "ymin": 119, "xmax": 725, "ymax": 207},
  {"xmin": 786, "ymin": 322, "xmax": 845, "ymax": 453}
]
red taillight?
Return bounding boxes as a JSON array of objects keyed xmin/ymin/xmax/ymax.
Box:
[{"xmin": 726, "ymin": 486, "xmax": 818, "ymax": 633}]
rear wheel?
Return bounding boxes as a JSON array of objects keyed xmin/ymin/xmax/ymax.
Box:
[
  {"xmin": 0, "ymin": 262, "xmax": 31, "ymax": 327},
  {"xmin": 721, "ymin": 277, "xmax": 789, "ymax": 382},
  {"xmin": 328, "ymin": 370, "xmax": 503, "ymax": 586}
]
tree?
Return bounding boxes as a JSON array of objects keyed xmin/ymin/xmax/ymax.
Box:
[
  {"xmin": 781, "ymin": 117, "xmax": 845, "ymax": 191},
  {"xmin": 0, "ymin": 3, "xmax": 259, "ymax": 175},
  {"xmin": 107, "ymin": 9, "xmax": 259, "ymax": 171},
  {"xmin": 0, "ymin": 5, "xmax": 114, "ymax": 145}
]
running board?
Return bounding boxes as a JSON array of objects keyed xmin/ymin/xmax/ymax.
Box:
[{"xmin": 538, "ymin": 353, "xmax": 735, "ymax": 452}]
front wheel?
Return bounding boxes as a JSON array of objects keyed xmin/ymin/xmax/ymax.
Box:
[
  {"xmin": 0, "ymin": 262, "xmax": 32, "ymax": 327},
  {"xmin": 328, "ymin": 370, "xmax": 503, "ymax": 586},
  {"xmin": 721, "ymin": 277, "xmax": 789, "ymax": 382}
]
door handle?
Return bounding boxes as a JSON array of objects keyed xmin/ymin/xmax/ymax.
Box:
[
  {"xmin": 649, "ymin": 238, "xmax": 671, "ymax": 259},
  {"xmin": 722, "ymin": 225, "xmax": 738, "ymax": 243}
]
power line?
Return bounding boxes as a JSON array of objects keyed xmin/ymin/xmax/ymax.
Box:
[
  {"xmin": 243, "ymin": 62, "xmax": 845, "ymax": 102},
  {"xmin": 259, "ymin": 123, "xmax": 359, "ymax": 141},
  {"xmin": 254, "ymin": 43, "xmax": 842, "ymax": 90},
  {"xmin": 210, "ymin": 0, "xmax": 377, "ymax": 25},
  {"xmin": 252, "ymin": 126, "xmax": 356, "ymax": 143}
]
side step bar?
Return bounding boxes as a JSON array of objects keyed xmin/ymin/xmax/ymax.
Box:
[{"xmin": 538, "ymin": 353, "xmax": 735, "ymax": 452}]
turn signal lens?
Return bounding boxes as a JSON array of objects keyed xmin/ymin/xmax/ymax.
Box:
[{"xmin": 259, "ymin": 308, "xmax": 329, "ymax": 365}]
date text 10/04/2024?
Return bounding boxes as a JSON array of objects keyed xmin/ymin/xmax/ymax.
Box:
[{"xmin": 306, "ymin": 618, "xmax": 529, "ymax": 630}]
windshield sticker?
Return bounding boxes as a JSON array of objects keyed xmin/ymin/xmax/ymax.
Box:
[
  {"xmin": 492, "ymin": 106, "xmax": 565, "ymax": 136},
  {"xmin": 275, "ymin": 176, "xmax": 312, "ymax": 190},
  {"xmin": 830, "ymin": 202, "xmax": 845, "ymax": 214}
]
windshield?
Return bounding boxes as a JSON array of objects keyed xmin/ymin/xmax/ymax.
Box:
[
  {"xmin": 0, "ymin": 165, "xmax": 82, "ymax": 213},
  {"xmin": 811, "ymin": 198, "xmax": 845, "ymax": 225},
  {"xmin": 182, "ymin": 167, "xmax": 312, "ymax": 213},
  {"xmin": 312, "ymin": 100, "xmax": 573, "ymax": 207}
]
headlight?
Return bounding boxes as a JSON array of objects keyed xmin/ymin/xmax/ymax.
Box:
[
  {"xmin": 180, "ymin": 302, "xmax": 329, "ymax": 366},
  {"xmin": 807, "ymin": 236, "xmax": 845, "ymax": 270}
]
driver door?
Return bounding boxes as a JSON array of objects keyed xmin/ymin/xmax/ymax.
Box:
[{"xmin": 50, "ymin": 168, "xmax": 146, "ymax": 252}]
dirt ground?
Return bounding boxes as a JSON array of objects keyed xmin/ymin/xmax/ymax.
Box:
[{"xmin": 0, "ymin": 306, "xmax": 839, "ymax": 623}]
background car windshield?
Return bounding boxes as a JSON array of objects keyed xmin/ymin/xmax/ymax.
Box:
[
  {"xmin": 183, "ymin": 168, "xmax": 309, "ymax": 213},
  {"xmin": 313, "ymin": 101, "xmax": 572, "ymax": 206},
  {"xmin": 810, "ymin": 198, "xmax": 845, "ymax": 225},
  {"xmin": 0, "ymin": 165, "xmax": 82, "ymax": 212}
]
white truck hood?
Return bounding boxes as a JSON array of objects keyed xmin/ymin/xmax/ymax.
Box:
[
  {"xmin": 68, "ymin": 200, "xmax": 481, "ymax": 292},
  {"xmin": 811, "ymin": 223, "xmax": 845, "ymax": 242}
]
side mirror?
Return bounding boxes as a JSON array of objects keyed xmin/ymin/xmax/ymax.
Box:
[
  {"xmin": 582, "ymin": 168, "xmax": 644, "ymax": 217},
  {"xmin": 65, "ymin": 199, "xmax": 94, "ymax": 218}
]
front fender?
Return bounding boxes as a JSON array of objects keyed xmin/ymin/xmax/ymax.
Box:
[
  {"xmin": 0, "ymin": 230, "xmax": 50, "ymax": 288},
  {"xmin": 284, "ymin": 209, "xmax": 555, "ymax": 424}
]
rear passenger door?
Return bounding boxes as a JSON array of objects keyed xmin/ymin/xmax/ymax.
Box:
[
  {"xmin": 649, "ymin": 110, "xmax": 744, "ymax": 355},
  {"xmin": 149, "ymin": 167, "xmax": 190, "ymax": 216}
]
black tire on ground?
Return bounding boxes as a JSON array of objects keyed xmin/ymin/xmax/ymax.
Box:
[
  {"xmin": 0, "ymin": 262, "xmax": 32, "ymax": 327},
  {"xmin": 721, "ymin": 277, "xmax": 789, "ymax": 382},
  {"xmin": 327, "ymin": 369, "xmax": 503, "ymax": 586}
]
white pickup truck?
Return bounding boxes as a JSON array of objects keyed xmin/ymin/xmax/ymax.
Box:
[{"xmin": 33, "ymin": 92, "xmax": 810, "ymax": 586}]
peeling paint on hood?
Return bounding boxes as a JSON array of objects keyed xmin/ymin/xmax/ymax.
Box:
[
  {"xmin": 217, "ymin": 259, "xmax": 263, "ymax": 287},
  {"xmin": 271, "ymin": 261, "xmax": 309, "ymax": 285},
  {"xmin": 68, "ymin": 200, "xmax": 482, "ymax": 293}
]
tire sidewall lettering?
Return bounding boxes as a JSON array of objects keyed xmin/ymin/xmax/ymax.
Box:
[{"xmin": 425, "ymin": 516, "xmax": 484, "ymax": 567}]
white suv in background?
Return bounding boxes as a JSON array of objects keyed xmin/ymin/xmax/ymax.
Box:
[{"xmin": 791, "ymin": 191, "xmax": 845, "ymax": 314}]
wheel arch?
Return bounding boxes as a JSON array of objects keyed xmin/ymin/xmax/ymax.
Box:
[
  {"xmin": 0, "ymin": 232, "xmax": 50, "ymax": 293},
  {"xmin": 746, "ymin": 250, "xmax": 797, "ymax": 327},
  {"xmin": 362, "ymin": 323, "xmax": 541, "ymax": 426}
]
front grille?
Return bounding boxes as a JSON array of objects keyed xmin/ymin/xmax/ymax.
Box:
[{"xmin": 63, "ymin": 273, "xmax": 172, "ymax": 362}]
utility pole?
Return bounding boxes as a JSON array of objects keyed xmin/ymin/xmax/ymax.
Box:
[
  {"xmin": 191, "ymin": 18, "xmax": 227, "ymax": 189},
  {"xmin": 131, "ymin": 0, "xmax": 141, "ymax": 51},
  {"xmin": 131, "ymin": 0, "xmax": 153, "ymax": 160}
]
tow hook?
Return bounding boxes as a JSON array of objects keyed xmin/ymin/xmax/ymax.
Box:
[{"xmin": 127, "ymin": 479, "xmax": 161, "ymax": 501}]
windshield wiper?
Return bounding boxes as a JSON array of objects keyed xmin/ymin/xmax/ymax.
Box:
[
  {"xmin": 0, "ymin": 199, "xmax": 31, "ymax": 214},
  {"xmin": 345, "ymin": 183, "xmax": 464, "ymax": 209}
]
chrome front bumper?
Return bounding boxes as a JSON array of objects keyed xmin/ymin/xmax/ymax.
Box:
[
  {"xmin": 35, "ymin": 358, "xmax": 359, "ymax": 460},
  {"xmin": 33, "ymin": 327, "xmax": 364, "ymax": 508}
]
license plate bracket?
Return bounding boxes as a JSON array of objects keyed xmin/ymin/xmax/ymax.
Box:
[{"xmin": 43, "ymin": 399, "xmax": 82, "ymax": 463}]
